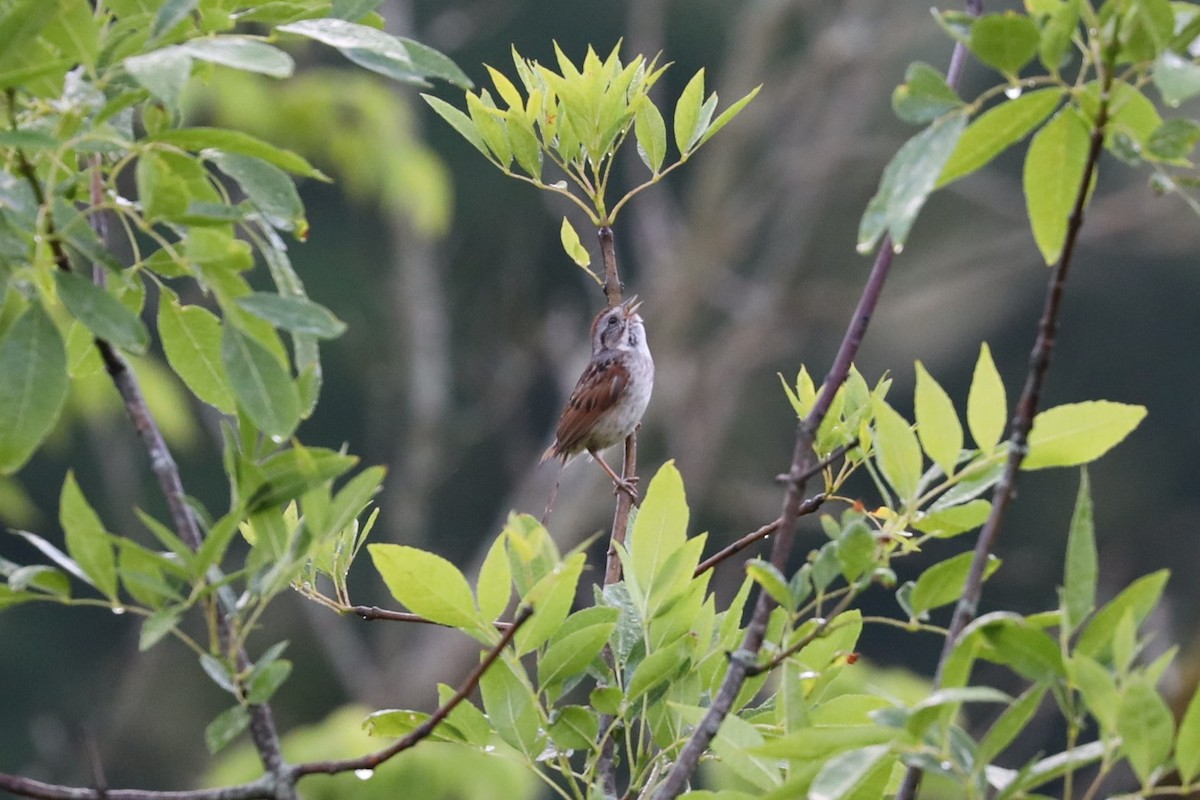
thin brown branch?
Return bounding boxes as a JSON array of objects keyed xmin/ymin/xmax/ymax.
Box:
[
  {"xmin": 293, "ymin": 605, "xmax": 533, "ymax": 777},
  {"xmin": 893, "ymin": 38, "xmax": 1115, "ymax": 800},
  {"xmin": 605, "ymin": 429, "xmax": 638, "ymax": 585},
  {"xmin": 351, "ymin": 605, "xmax": 513, "ymax": 631},
  {"xmin": 0, "ymin": 775, "xmax": 274, "ymax": 800},
  {"xmin": 743, "ymin": 587, "xmax": 860, "ymax": 677},
  {"xmin": 693, "ymin": 495, "xmax": 823, "ymax": 577}
]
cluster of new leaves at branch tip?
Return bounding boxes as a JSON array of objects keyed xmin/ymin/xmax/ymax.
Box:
[
  {"xmin": 861, "ymin": 0, "xmax": 1200, "ymax": 262},
  {"xmin": 422, "ymin": 42, "xmax": 759, "ymax": 275}
]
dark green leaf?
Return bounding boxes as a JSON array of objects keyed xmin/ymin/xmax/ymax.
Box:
[
  {"xmin": 0, "ymin": 303, "xmax": 68, "ymax": 474},
  {"xmin": 139, "ymin": 608, "xmax": 182, "ymax": 651},
  {"xmin": 148, "ymin": 128, "xmax": 327, "ymax": 179},
  {"xmin": 54, "ymin": 271, "xmax": 148, "ymax": 353},
  {"xmin": 235, "ymin": 293, "xmax": 345, "ymax": 339},
  {"xmin": 396, "ymin": 37, "xmax": 471, "ymax": 88},
  {"xmin": 152, "ymin": 0, "xmax": 197, "ymax": 39},
  {"xmin": 1146, "ymin": 118, "xmax": 1200, "ymax": 161},
  {"xmin": 124, "ymin": 48, "xmax": 193, "ymax": 111},
  {"xmin": 858, "ymin": 112, "xmax": 967, "ymax": 252},
  {"xmin": 911, "ymin": 552, "xmax": 1001, "ymax": 618},
  {"xmin": 220, "ymin": 327, "xmax": 300, "ymax": 440},
  {"xmin": 205, "ymin": 705, "xmax": 250, "ymax": 754},
  {"xmin": 180, "ymin": 37, "xmax": 293, "ymax": 78},
  {"xmin": 1077, "ymin": 570, "xmax": 1169, "ymax": 661},
  {"xmin": 210, "ymin": 152, "xmax": 304, "ymax": 229},
  {"xmin": 245, "ymin": 659, "xmax": 291, "ymax": 703},
  {"xmin": 1117, "ymin": 676, "xmax": 1174, "ymax": 785}
]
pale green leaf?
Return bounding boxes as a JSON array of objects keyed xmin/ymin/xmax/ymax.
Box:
[
  {"xmin": 124, "ymin": 47, "xmax": 193, "ymax": 111},
  {"xmin": 1118, "ymin": 677, "xmax": 1175, "ymax": 785},
  {"xmin": 914, "ymin": 361, "xmax": 963, "ymax": 477},
  {"xmin": 634, "ymin": 95, "xmax": 666, "ymax": 173},
  {"xmin": 0, "ymin": 303, "xmax": 68, "ymax": 474},
  {"xmin": 1023, "ymin": 106, "xmax": 1091, "ymax": 264},
  {"xmin": 180, "ymin": 37, "xmax": 293, "ymax": 78},
  {"xmin": 910, "ymin": 551, "xmax": 1000, "ymax": 618},
  {"xmin": 939, "ymin": 87, "xmax": 1062, "ymax": 186},
  {"xmin": 1176, "ymin": 680, "xmax": 1200, "ymax": 781},
  {"xmin": 220, "ymin": 327, "xmax": 300, "ymax": 440},
  {"xmin": 1062, "ymin": 469, "xmax": 1096, "ymax": 632},
  {"xmin": 559, "ymin": 216, "xmax": 591, "ymax": 268},
  {"xmin": 970, "ymin": 12, "xmax": 1040, "ymax": 75},
  {"xmin": 368, "ymin": 543, "xmax": 481, "ymax": 629},
  {"xmin": 476, "ymin": 532, "xmax": 512, "ymax": 622},
  {"xmin": 629, "ymin": 461, "xmax": 689, "ymax": 595},
  {"xmin": 1023, "ymin": 401, "xmax": 1146, "ymax": 469},
  {"xmin": 967, "ymin": 342, "xmax": 1006, "ymax": 450},
  {"xmin": 59, "ymin": 472, "xmax": 117, "ymax": 598},
  {"xmin": 157, "ymin": 293, "xmax": 236, "ymax": 414},
  {"xmin": 872, "ymin": 399, "xmax": 922, "ymax": 502},
  {"xmin": 205, "ymin": 706, "xmax": 250, "ymax": 754},
  {"xmin": 809, "ymin": 744, "xmax": 892, "ymax": 800},
  {"xmin": 674, "ymin": 69, "xmax": 705, "ymax": 155},
  {"xmin": 148, "ymin": 128, "xmax": 326, "ymax": 179},
  {"xmin": 1077, "ymin": 570, "xmax": 1168, "ymax": 661}
]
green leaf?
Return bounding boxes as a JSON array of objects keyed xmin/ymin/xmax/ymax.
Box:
[
  {"xmin": 1062, "ymin": 469, "xmax": 1096, "ymax": 632},
  {"xmin": 939, "ymin": 88, "xmax": 1062, "ymax": 186},
  {"xmin": 970, "ymin": 12, "xmax": 1040, "ymax": 75},
  {"xmin": 1023, "ymin": 106, "xmax": 1091, "ymax": 265},
  {"xmin": 1154, "ymin": 51, "xmax": 1200, "ymax": 107},
  {"xmin": 478, "ymin": 657, "xmax": 541, "ymax": 757},
  {"xmin": 209, "ymin": 152, "xmax": 304, "ymax": 230},
  {"xmin": 967, "ymin": 343, "xmax": 1006, "ymax": 450},
  {"xmin": 1023, "ymin": 401, "xmax": 1146, "ymax": 469},
  {"xmin": 368, "ymin": 543, "xmax": 481, "ymax": 629},
  {"xmin": 911, "ymin": 499, "xmax": 991, "ymax": 538},
  {"xmin": 59, "ymin": 472, "xmax": 117, "ymax": 598},
  {"xmin": 697, "ymin": 84, "xmax": 761, "ymax": 147},
  {"xmin": 872, "ymin": 399, "xmax": 921, "ymax": 502},
  {"xmin": 422, "ymin": 94, "xmax": 492, "ymax": 160},
  {"xmin": 0, "ymin": 303, "xmax": 68, "ymax": 474},
  {"xmin": 674, "ymin": 69, "xmax": 705, "ymax": 155},
  {"xmin": 629, "ymin": 461, "xmax": 689, "ymax": 596},
  {"xmin": 151, "ymin": 0, "xmax": 197, "ymax": 39},
  {"xmin": 808, "ymin": 744, "xmax": 891, "ymax": 800},
  {"xmin": 548, "ymin": 706, "xmax": 599, "ymax": 752},
  {"xmin": 158, "ymin": 293, "xmax": 236, "ymax": 413},
  {"xmin": 1076, "ymin": 570, "xmax": 1169, "ymax": 661},
  {"xmin": 1118, "ymin": 676, "xmax": 1174, "ymax": 785},
  {"xmin": 476, "ymin": 532, "xmax": 512, "ymax": 622},
  {"xmin": 836, "ymin": 522, "xmax": 876, "ymax": 583},
  {"xmin": 139, "ymin": 608, "xmax": 182, "ymax": 651},
  {"xmin": 278, "ymin": 19, "xmax": 431, "ymax": 84},
  {"xmin": 1176, "ymin": 680, "xmax": 1200, "ymax": 782},
  {"xmin": 235, "ymin": 293, "xmax": 345, "ymax": 339},
  {"xmin": 537, "ymin": 621, "xmax": 616, "ymax": 695},
  {"xmin": 910, "ymin": 551, "xmax": 1000, "ymax": 618},
  {"xmin": 1072, "ymin": 653, "xmax": 1119, "ymax": 733},
  {"xmin": 746, "ymin": 559, "xmax": 793, "ymax": 611},
  {"xmin": 559, "ymin": 217, "xmax": 591, "ymax": 268},
  {"xmin": 148, "ymin": 128, "xmax": 327, "ymax": 179},
  {"xmin": 1146, "ymin": 118, "xmax": 1200, "ymax": 161},
  {"xmin": 221, "ymin": 327, "xmax": 300, "ymax": 440},
  {"xmin": 506, "ymin": 113, "xmax": 541, "ymax": 178},
  {"xmin": 0, "ymin": 0, "xmax": 58, "ymax": 61},
  {"xmin": 858, "ymin": 112, "xmax": 967, "ymax": 252},
  {"xmin": 180, "ymin": 37, "xmax": 293, "ymax": 78},
  {"xmin": 396, "ymin": 37, "xmax": 471, "ymax": 88},
  {"xmin": 980, "ymin": 618, "xmax": 1064, "ymax": 682},
  {"xmin": 245, "ymin": 659, "xmax": 292, "ymax": 704},
  {"xmin": 892, "ymin": 62, "xmax": 962, "ymax": 124},
  {"xmin": 914, "ymin": 361, "xmax": 962, "ymax": 477},
  {"xmin": 54, "ymin": 271, "xmax": 148, "ymax": 354},
  {"xmin": 205, "ymin": 705, "xmax": 250, "ymax": 754},
  {"xmin": 124, "ymin": 48, "xmax": 193, "ymax": 111},
  {"xmin": 627, "ymin": 639, "xmax": 690, "ymax": 702},
  {"xmin": 634, "ymin": 95, "xmax": 667, "ymax": 172},
  {"xmin": 514, "ymin": 552, "xmax": 585, "ymax": 655},
  {"xmin": 976, "ymin": 684, "xmax": 1047, "ymax": 767}
]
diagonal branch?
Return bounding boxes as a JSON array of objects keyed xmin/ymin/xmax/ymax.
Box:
[{"xmin": 293, "ymin": 605, "xmax": 533, "ymax": 777}]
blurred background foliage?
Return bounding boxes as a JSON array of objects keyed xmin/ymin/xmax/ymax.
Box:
[{"xmin": 2, "ymin": 0, "xmax": 1197, "ymax": 794}]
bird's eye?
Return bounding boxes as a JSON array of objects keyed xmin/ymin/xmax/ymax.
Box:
[{"xmin": 606, "ymin": 315, "xmax": 620, "ymax": 327}]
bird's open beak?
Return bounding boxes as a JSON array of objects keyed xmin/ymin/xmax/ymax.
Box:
[{"xmin": 622, "ymin": 295, "xmax": 643, "ymax": 316}]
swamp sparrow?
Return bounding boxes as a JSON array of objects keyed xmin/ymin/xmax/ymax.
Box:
[{"xmin": 541, "ymin": 296, "xmax": 654, "ymax": 502}]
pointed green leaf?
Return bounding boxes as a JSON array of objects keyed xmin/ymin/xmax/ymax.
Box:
[
  {"xmin": 478, "ymin": 657, "xmax": 541, "ymax": 757},
  {"xmin": 910, "ymin": 551, "xmax": 1000, "ymax": 618},
  {"xmin": 1062, "ymin": 469, "xmax": 1097, "ymax": 632},
  {"xmin": 1077, "ymin": 570, "xmax": 1169, "ymax": 661},
  {"xmin": 858, "ymin": 112, "xmax": 967, "ymax": 252},
  {"xmin": 939, "ymin": 87, "xmax": 1062, "ymax": 186},
  {"xmin": 914, "ymin": 361, "xmax": 963, "ymax": 477},
  {"xmin": 1154, "ymin": 51, "xmax": 1200, "ymax": 107},
  {"xmin": 674, "ymin": 69, "xmax": 705, "ymax": 155},
  {"xmin": 1118, "ymin": 676, "xmax": 1174, "ymax": 785},
  {"xmin": 698, "ymin": 84, "xmax": 761, "ymax": 147},
  {"xmin": 1176, "ymin": 680, "xmax": 1200, "ymax": 782},
  {"xmin": 976, "ymin": 684, "xmax": 1047, "ymax": 766},
  {"xmin": 151, "ymin": 0, "xmax": 197, "ymax": 40},
  {"xmin": 1023, "ymin": 106, "xmax": 1091, "ymax": 264},
  {"xmin": 59, "ymin": 472, "xmax": 117, "ymax": 598},
  {"xmin": 180, "ymin": 37, "xmax": 293, "ymax": 78},
  {"xmin": 0, "ymin": 303, "xmax": 68, "ymax": 474},
  {"xmin": 515, "ymin": 552, "xmax": 585, "ymax": 655},
  {"xmin": 872, "ymin": 399, "xmax": 921, "ymax": 502},
  {"xmin": 235, "ymin": 293, "xmax": 345, "ymax": 339},
  {"xmin": 205, "ymin": 705, "xmax": 250, "ymax": 754},
  {"xmin": 368, "ymin": 543, "xmax": 481, "ymax": 629},
  {"xmin": 629, "ymin": 461, "xmax": 689, "ymax": 595},
  {"xmin": 148, "ymin": 128, "xmax": 326, "ymax": 179},
  {"xmin": 634, "ymin": 95, "xmax": 666, "ymax": 173},
  {"xmin": 476, "ymin": 532, "xmax": 512, "ymax": 622},
  {"xmin": 1023, "ymin": 401, "xmax": 1146, "ymax": 470},
  {"xmin": 745, "ymin": 559, "xmax": 793, "ymax": 611},
  {"xmin": 537, "ymin": 621, "xmax": 616, "ymax": 694},
  {"xmin": 892, "ymin": 62, "xmax": 962, "ymax": 124},
  {"xmin": 158, "ymin": 293, "xmax": 236, "ymax": 413},
  {"xmin": 220, "ymin": 326, "xmax": 300, "ymax": 440},
  {"xmin": 209, "ymin": 152, "xmax": 304, "ymax": 230},
  {"xmin": 809, "ymin": 744, "xmax": 892, "ymax": 800},
  {"xmin": 124, "ymin": 47, "xmax": 193, "ymax": 111},
  {"xmin": 139, "ymin": 608, "xmax": 182, "ymax": 651},
  {"xmin": 559, "ymin": 216, "xmax": 591, "ymax": 268},
  {"xmin": 967, "ymin": 343, "xmax": 1006, "ymax": 450},
  {"xmin": 54, "ymin": 270, "xmax": 148, "ymax": 354},
  {"xmin": 422, "ymin": 94, "xmax": 492, "ymax": 160}
]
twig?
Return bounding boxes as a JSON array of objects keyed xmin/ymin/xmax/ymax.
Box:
[
  {"xmin": 0, "ymin": 774, "xmax": 274, "ymax": 800},
  {"xmin": 893, "ymin": 34, "xmax": 1115, "ymax": 800},
  {"xmin": 293, "ymin": 605, "xmax": 533, "ymax": 777},
  {"xmin": 351, "ymin": 605, "xmax": 514, "ymax": 631},
  {"xmin": 692, "ymin": 494, "xmax": 823, "ymax": 577},
  {"xmin": 605, "ymin": 429, "xmax": 638, "ymax": 585},
  {"xmin": 744, "ymin": 588, "xmax": 859, "ymax": 677}
]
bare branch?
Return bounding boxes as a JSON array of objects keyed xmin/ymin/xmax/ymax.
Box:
[
  {"xmin": 293, "ymin": 605, "xmax": 533, "ymax": 777},
  {"xmin": 351, "ymin": 605, "xmax": 514, "ymax": 631}
]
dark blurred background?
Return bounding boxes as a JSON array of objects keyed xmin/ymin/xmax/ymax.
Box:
[{"xmin": 3, "ymin": 0, "xmax": 1199, "ymax": 793}]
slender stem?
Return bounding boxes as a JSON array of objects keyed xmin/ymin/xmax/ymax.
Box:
[
  {"xmin": 349, "ymin": 604, "xmax": 514, "ymax": 631},
  {"xmin": 0, "ymin": 775, "xmax": 275, "ymax": 800},
  {"xmin": 293, "ymin": 606, "xmax": 533, "ymax": 777},
  {"xmin": 744, "ymin": 588, "xmax": 860, "ymax": 677},
  {"xmin": 894, "ymin": 27, "xmax": 1113, "ymax": 800},
  {"xmin": 692, "ymin": 496, "xmax": 822, "ymax": 577}
]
